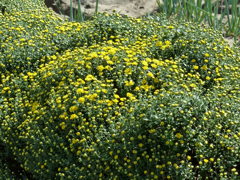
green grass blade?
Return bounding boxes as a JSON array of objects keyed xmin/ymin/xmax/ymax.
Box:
[
  {"xmin": 95, "ymin": 0, "xmax": 99, "ymax": 14},
  {"xmin": 77, "ymin": 0, "xmax": 84, "ymax": 22},
  {"xmin": 70, "ymin": 0, "xmax": 73, "ymax": 21}
]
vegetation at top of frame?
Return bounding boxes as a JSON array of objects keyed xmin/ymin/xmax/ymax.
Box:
[
  {"xmin": 157, "ymin": 0, "xmax": 240, "ymax": 39},
  {"xmin": 0, "ymin": 0, "xmax": 240, "ymax": 179},
  {"xmin": 0, "ymin": 0, "xmax": 45, "ymax": 12}
]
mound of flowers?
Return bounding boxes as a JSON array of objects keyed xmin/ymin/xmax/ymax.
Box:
[{"xmin": 0, "ymin": 0, "xmax": 239, "ymax": 179}]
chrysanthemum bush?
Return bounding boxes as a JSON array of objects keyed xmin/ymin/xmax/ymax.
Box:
[
  {"xmin": 0, "ymin": 1, "xmax": 240, "ymax": 179},
  {"xmin": 0, "ymin": 1, "xmax": 115, "ymax": 76},
  {"xmin": 0, "ymin": 153, "xmax": 15, "ymax": 179}
]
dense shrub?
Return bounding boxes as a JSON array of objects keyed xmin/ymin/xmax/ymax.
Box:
[
  {"xmin": 0, "ymin": 157, "xmax": 15, "ymax": 179},
  {"xmin": 0, "ymin": 0, "xmax": 239, "ymax": 179}
]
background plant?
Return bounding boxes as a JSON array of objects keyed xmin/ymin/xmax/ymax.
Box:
[
  {"xmin": 68, "ymin": 0, "xmax": 99, "ymax": 22},
  {"xmin": 157, "ymin": 0, "xmax": 240, "ymax": 40}
]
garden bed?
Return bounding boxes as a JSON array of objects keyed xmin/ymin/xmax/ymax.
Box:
[{"xmin": 0, "ymin": 0, "xmax": 239, "ymax": 179}]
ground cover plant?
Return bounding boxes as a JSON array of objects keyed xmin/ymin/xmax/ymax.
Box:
[{"xmin": 0, "ymin": 0, "xmax": 240, "ymax": 179}]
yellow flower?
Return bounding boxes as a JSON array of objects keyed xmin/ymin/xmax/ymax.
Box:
[
  {"xmin": 175, "ymin": 133, "xmax": 183, "ymax": 139},
  {"xmin": 189, "ymin": 83, "xmax": 197, "ymax": 88},
  {"xmin": 204, "ymin": 53, "xmax": 210, "ymax": 57},
  {"xmin": 124, "ymin": 68, "xmax": 132, "ymax": 75},
  {"xmin": 148, "ymin": 129, "xmax": 156, "ymax": 134},
  {"xmin": 78, "ymin": 97, "xmax": 85, "ymax": 103},
  {"xmin": 147, "ymin": 72, "xmax": 154, "ymax": 78},
  {"xmin": 201, "ymin": 65, "xmax": 208, "ymax": 71},
  {"xmin": 88, "ymin": 52, "xmax": 98, "ymax": 59},
  {"xmin": 85, "ymin": 74, "xmax": 96, "ymax": 81},
  {"xmin": 138, "ymin": 143, "xmax": 143, "ymax": 148},
  {"xmin": 114, "ymin": 94, "xmax": 120, "ymax": 99},
  {"xmin": 114, "ymin": 155, "xmax": 118, "ymax": 160},
  {"xmin": 156, "ymin": 41, "xmax": 163, "ymax": 46},
  {"xmin": 69, "ymin": 105, "xmax": 78, "ymax": 112},
  {"xmin": 206, "ymin": 76, "xmax": 211, "ymax": 80},
  {"xmin": 125, "ymin": 80, "xmax": 135, "ymax": 86},
  {"xmin": 60, "ymin": 122, "xmax": 66, "ymax": 130},
  {"xmin": 97, "ymin": 65, "xmax": 104, "ymax": 71},
  {"xmin": 193, "ymin": 65, "xmax": 199, "ymax": 70},
  {"xmin": 151, "ymin": 64, "xmax": 158, "ymax": 68},
  {"xmin": 142, "ymin": 66, "xmax": 148, "ymax": 70},
  {"xmin": 70, "ymin": 114, "xmax": 78, "ymax": 120},
  {"xmin": 87, "ymin": 93, "xmax": 98, "ymax": 101},
  {"xmin": 126, "ymin": 92, "xmax": 136, "ymax": 100},
  {"xmin": 106, "ymin": 60, "xmax": 114, "ymax": 65},
  {"xmin": 141, "ymin": 61, "xmax": 148, "ymax": 66},
  {"xmin": 203, "ymin": 159, "xmax": 209, "ymax": 163},
  {"xmin": 76, "ymin": 88, "xmax": 85, "ymax": 94},
  {"xmin": 165, "ymin": 40, "xmax": 171, "ymax": 45},
  {"xmin": 167, "ymin": 25, "xmax": 174, "ymax": 29}
]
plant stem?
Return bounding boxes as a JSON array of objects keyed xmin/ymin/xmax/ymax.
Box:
[
  {"xmin": 70, "ymin": 0, "xmax": 73, "ymax": 21},
  {"xmin": 95, "ymin": 0, "xmax": 99, "ymax": 14}
]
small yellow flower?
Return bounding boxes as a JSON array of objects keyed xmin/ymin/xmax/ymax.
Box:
[
  {"xmin": 70, "ymin": 114, "xmax": 78, "ymax": 120},
  {"xmin": 138, "ymin": 143, "xmax": 143, "ymax": 148},
  {"xmin": 125, "ymin": 80, "xmax": 135, "ymax": 86},
  {"xmin": 147, "ymin": 72, "xmax": 155, "ymax": 78},
  {"xmin": 85, "ymin": 74, "xmax": 95, "ymax": 81},
  {"xmin": 156, "ymin": 41, "xmax": 163, "ymax": 46},
  {"xmin": 201, "ymin": 65, "xmax": 208, "ymax": 71},
  {"xmin": 167, "ymin": 25, "xmax": 174, "ymax": 29},
  {"xmin": 148, "ymin": 129, "xmax": 156, "ymax": 134},
  {"xmin": 175, "ymin": 133, "xmax": 183, "ymax": 139},
  {"xmin": 206, "ymin": 76, "xmax": 211, "ymax": 80},
  {"xmin": 141, "ymin": 61, "xmax": 148, "ymax": 66},
  {"xmin": 76, "ymin": 88, "xmax": 85, "ymax": 94},
  {"xmin": 203, "ymin": 159, "xmax": 209, "ymax": 163},
  {"xmin": 124, "ymin": 68, "xmax": 132, "ymax": 75},
  {"xmin": 189, "ymin": 83, "xmax": 197, "ymax": 88},
  {"xmin": 78, "ymin": 97, "xmax": 85, "ymax": 103},
  {"xmin": 69, "ymin": 105, "xmax": 78, "ymax": 112},
  {"xmin": 193, "ymin": 65, "xmax": 199, "ymax": 70},
  {"xmin": 204, "ymin": 53, "xmax": 210, "ymax": 57},
  {"xmin": 165, "ymin": 40, "xmax": 171, "ymax": 46},
  {"xmin": 97, "ymin": 65, "xmax": 104, "ymax": 71},
  {"xmin": 126, "ymin": 92, "xmax": 134, "ymax": 98}
]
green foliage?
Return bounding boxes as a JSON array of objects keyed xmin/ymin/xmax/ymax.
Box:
[
  {"xmin": 0, "ymin": 10, "xmax": 113, "ymax": 76},
  {"xmin": 0, "ymin": 0, "xmax": 45, "ymax": 12},
  {"xmin": 0, "ymin": 161, "xmax": 15, "ymax": 179},
  {"xmin": 0, "ymin": 1, "xmax": 239, "ymax": 179},
  {"xmin": 158, "ymin": 0, "xmax": 240, "ymax": 39},
  {"xmin": 68, "ymin": 0, "xmax": 99, "ymax": 22}
]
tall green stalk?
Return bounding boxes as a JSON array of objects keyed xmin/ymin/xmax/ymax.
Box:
[
  {"xmin": 77, "ymin": 0, "xmax": 84, "ymax": 22},
  {"xmin": 70, "ymin": 0, "xmax": 73, "ymax": 21},
  {"xmin": 95, "ymin": 0, "xmax": 99, "ymax": 14}
]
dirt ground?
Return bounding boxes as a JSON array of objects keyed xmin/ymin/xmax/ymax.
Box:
[{"xmin": 45, "ymin": 0, "xmax": 160, "ymax": 18}]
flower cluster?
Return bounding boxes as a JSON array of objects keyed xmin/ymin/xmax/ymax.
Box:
[
  {"xmin": 0, "ymin": 2, "xmax": 112, "ymax": 76},
  {"xmin": 0, "ymin": 1, "xmax": 239, "ymax": 179}
]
